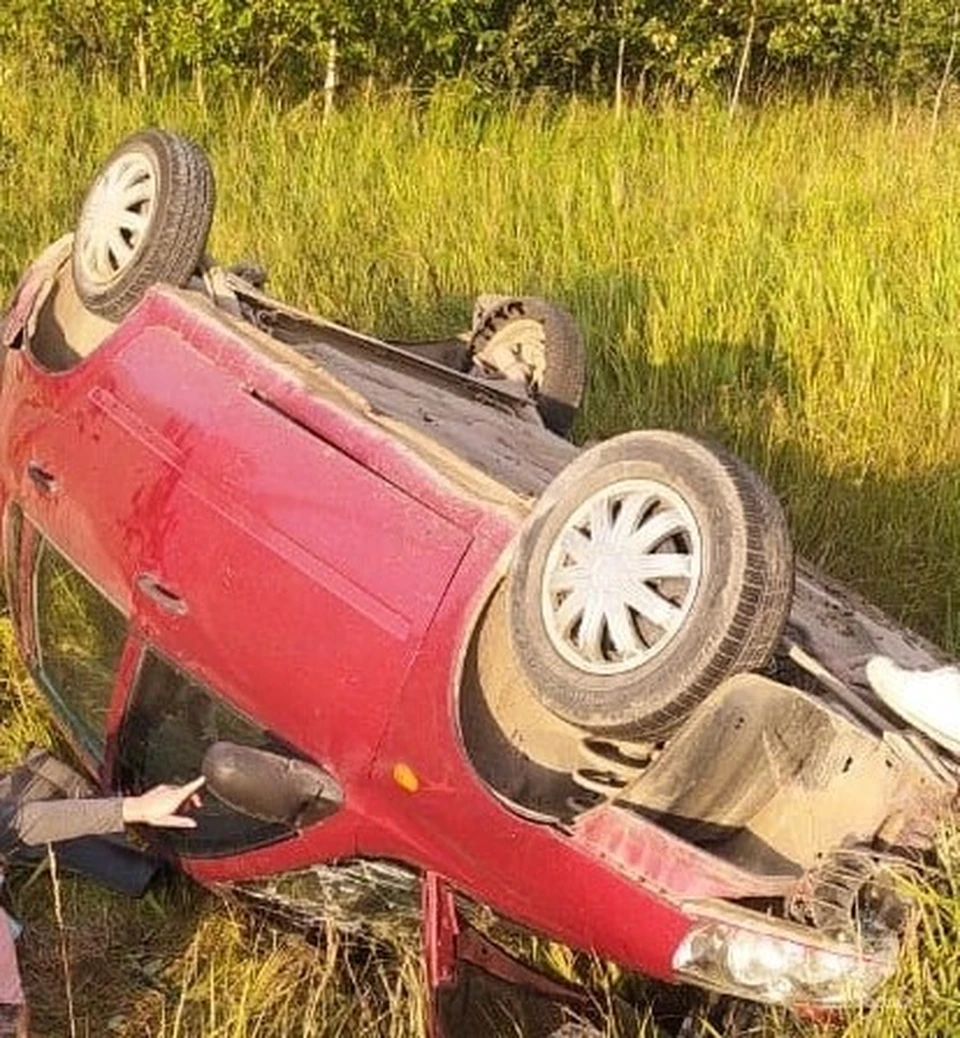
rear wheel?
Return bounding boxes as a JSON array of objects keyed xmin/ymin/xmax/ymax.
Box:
[
  {"xmin": 470, "ymin": 295, "xmax": 586, "ymax": 437},
  {"xmin": 72, "ymin": 128, "xmax": 215, "ymax": 321},
  {"xmin": 507, "ymin": 430, "xmax": 794, "ymax": 739}
]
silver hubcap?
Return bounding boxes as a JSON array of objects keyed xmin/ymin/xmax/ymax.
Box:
[
  {"xmin": 541, "ymin": 479, "xmax": 702, "ymax": 676},
  {"xmin": 76, "ymin": 152, "xmax": 157, "ymax": 287}
]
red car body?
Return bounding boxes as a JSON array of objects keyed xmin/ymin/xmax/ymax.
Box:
[
  {"xmin": 1, "ymin": 236, "xmax": 955, "ymax": 1025},
  {"xmin": 0, "ymin": 258, "xmax": 688, "ymax": 977}
]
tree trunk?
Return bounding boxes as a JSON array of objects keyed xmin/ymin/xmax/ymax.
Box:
[
  {"xmin": 324, "ymin": 34, "xmax": 338, "ymax": 124},
  {"xmin": 931, "ymin": 6, "xmax": 959, "ymax": 144},
  {"xmin": 729, "ymin": 0, "xmax": 757, "ymax": 117},
  {"xmin": 615, "ymin": 35, "xmax": 626, "ymax": 119},
  {"xmin": 193, "ymin": 63, "xmax": 206, "ymax": 111},
  {"xmin": 136, "ymin": 27, "xmax": 147, "ymax": 94}
]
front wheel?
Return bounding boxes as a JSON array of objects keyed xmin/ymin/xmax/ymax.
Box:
[{"xmin": 507, "ymin": 430, "xmax": 794, "ymax": 739}]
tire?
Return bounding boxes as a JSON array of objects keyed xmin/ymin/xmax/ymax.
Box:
[
  {"xmin": 470, "ymin": 295, "xmax": 586, "ymax": 437},
  {"xmin": 507, "ymin": 430, "xmax": 794, "ymax": 739},
  {"xmin": 72, "ymin": 128, "xmax": 215, "ymax": 321}
]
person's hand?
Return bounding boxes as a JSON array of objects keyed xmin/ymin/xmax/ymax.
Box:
[{"xmin": 122, "ymin": 776, "xmax": 205, "ymax": 828}]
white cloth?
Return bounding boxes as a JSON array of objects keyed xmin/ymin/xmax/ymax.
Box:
[{"xmin": 866, "ymin": 655, "xmax": 960, "ymax": 756}]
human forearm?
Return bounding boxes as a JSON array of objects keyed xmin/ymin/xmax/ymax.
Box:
[
  {"xmin": 12, "ymin": 775, "xmax": 204, "ymax": 846},
  {"xmin": 14, "ymin": 798, "xmax": 124, "ymax": 846}
]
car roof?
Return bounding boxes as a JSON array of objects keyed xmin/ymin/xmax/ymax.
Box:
[{"xmin": 169, "ymin": 283, "xmax": 579, "ymax": 503}]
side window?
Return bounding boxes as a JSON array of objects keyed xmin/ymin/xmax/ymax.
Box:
[
  {"xmin": 117, "ymin": 650, "xmax": 295, "ymax": 858},
  {"xmin": 33, "ymin": 537, "xmax": 127, "ymax": 758}
]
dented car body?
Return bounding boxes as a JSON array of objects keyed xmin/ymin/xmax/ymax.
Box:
[{"xmin": 1, "ymin": 131, "xmax": 957, "ymax": 1029}]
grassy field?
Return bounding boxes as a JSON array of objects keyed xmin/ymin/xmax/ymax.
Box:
[{"xmin": 1, "ymin": 51, "xmax": 960, "ymax": 1036}]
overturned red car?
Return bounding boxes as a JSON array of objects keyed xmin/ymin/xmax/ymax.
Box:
[{"xmin": 1, "ymin": 129, "xmax": 957, "ymax": 1033}]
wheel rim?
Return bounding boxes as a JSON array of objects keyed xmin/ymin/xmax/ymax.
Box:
[
  {"xmin": 540, "ymin": 479, "xmax": 702, "ymax": 676},
  {"xmin": 474, "ymin": 316, "xmax": 547, "ymax": 389},
  {"xmin": 75, "ymin": 151, "xmax": 157, "ymax": 288}
]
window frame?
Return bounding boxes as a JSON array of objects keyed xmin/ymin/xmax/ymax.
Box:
[{"xmin": 3, "ymin": 502, "xmax": 22, "ymax": 632}]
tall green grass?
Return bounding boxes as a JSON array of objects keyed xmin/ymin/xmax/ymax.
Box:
[
  {"xmin": 2, "ymin": 58, "xmax": 955, "ymax": 647},
  {"xmin": 2, "ymin": 53, "xmax": 960, "ymax": 1036}
]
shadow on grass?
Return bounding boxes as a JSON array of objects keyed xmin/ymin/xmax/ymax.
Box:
[{"xmin": 7, "ymin": 866, "xmax": 433, "ymax": 1037}]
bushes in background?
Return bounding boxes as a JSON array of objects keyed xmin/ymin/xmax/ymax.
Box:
[{"xmin": 2, "ymin": 0, "xmax": 959, "ymax": 104}]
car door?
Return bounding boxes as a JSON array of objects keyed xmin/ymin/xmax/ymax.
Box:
[
  {"xmin": 1, "ymin": 291, "xmax": 471, "ymax": 866},
  {"xmin": 3, "ymin": 508, "xmax": 341, "ymax": 859},
  {"xmin": 0, "ymin": 297, "xmax": 195, "ymax": 773},
  {"xmin": 94, "ymin": 303, "xmax": 472, "ymax": 776},
  {"xmin": 116, "ymin": 645, "xmax": 341, "ymax": 859},
  {"xmin": 0, "ymin": 333, "xmax": 175, "ymax": 623}
]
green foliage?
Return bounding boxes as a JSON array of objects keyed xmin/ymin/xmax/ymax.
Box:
[{"xmin": 2, "ymin": 0, "xmax": 960, "ymax": 101}]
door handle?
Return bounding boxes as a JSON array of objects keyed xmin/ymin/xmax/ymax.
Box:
[
  {"xmin": 136, "ymin": 573, "xmax": 188, "ymax": 616},
  {"xmin": 26, "ymin": 462, "xmax": 57, "ymax": 495}
]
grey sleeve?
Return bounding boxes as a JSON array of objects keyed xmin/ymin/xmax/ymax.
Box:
[{"xmin": 13, "ymin": 798, "xmax": 125, "ymax": 846}]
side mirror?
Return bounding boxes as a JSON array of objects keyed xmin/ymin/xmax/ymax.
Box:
[{"xmin": 201, "ymin": 741, "xmax": 342, "ymax": 828}]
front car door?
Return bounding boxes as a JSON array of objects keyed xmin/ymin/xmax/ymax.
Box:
[
  {"xmin": 5, "ymin": 510, "xmax": 343, "ymax": 860},
  {"xmin": 0, "ymin": 282, "xmax": 470, "ymax": 874}
]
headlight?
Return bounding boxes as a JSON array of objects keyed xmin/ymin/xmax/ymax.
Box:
[{"xmin": 672, "ymin": 918, "xmax": 897, "ymax": 1007}]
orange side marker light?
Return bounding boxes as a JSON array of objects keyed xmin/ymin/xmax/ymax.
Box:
[{"xmin": 392, "ymin": 762, "xmax": 420, "ymax": 793}]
